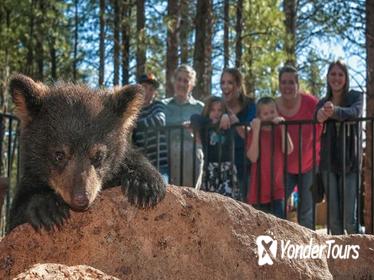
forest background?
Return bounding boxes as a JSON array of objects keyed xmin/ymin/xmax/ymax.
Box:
[{"xmin": 0, "ymin": 0, "xmax": 368, "ymax": 106}]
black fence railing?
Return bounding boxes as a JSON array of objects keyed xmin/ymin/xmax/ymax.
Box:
[
  {"xmin": 136, "ymin": 118, "xmax": 374, "ymax": 235},
  {"xmin": 2, "ymin": 114, "xmax": 374, "ymax": 236}
]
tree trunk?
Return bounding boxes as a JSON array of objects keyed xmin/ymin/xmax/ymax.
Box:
[
  {"xmin": 1, "ymin": 7, "xmax": 11, "ymax": 112},
  {"xmin": 193, "ymin": 0, "xmax": 213, "ymax": 100},
  {"xmin": 73, "ymin": 0, "xmax": 79, "ymax": 81},
  {"xmin": 25, "ymin": 0, "xmax": 35, "ymax": 77},
  {"xmin": 223, "ymin": 0, "xmax": 229, "ymax": 68},
  {"xmin": 113, "ymin": 0, "xmax": 120, "ymax": 85},
  {"xmin": 121, "ymin": 0, "xmax": 131, "ymax": 85},
  {"xmin": 35, "ymin": 0, "xmax": 44, "ymax": 81},
  {"xmin": 49, "ymin": 3, "xmax": 58, "ymax": 80},
  {"xmin": 166, "ymin": 0, "xmax": 180, "ymax": 97},
  {"xmin": 283, "ymin": 0, "xmax": 297, "ymax": 66},
  {"xmin": 99, "ymin": 0, "xmax": 105, "ymax": 86},
  {"xmin": 136, "ymin": 0, "xmax": 146, "ymax": 79},
  {"xmin": 245, "ymin": 43, "xmax": 255, "ymax": 97},
  {"xmin": 364, "ymin": 0, "xmax": 374, "ymax": 234},
  {"xmin": 235, "ymin": 0, "xmax": 243, "ymax": 68},
  {"xmin": 179, "ymin": 0, "xmax": 189, "ymax": 64},
  {"xmin": 35, "ymin": 39, "xmax": 43, "ymax": 81},
  {"xmin": 49, "ymin": 37, "xmax": 57, "ymax": 80}
]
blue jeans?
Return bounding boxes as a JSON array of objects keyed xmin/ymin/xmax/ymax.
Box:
[
  {"xmin": 255, "ymin": 199, "xmax": 285, "ymax": 219},
  {"xmin": 322, "ymin": 171, "xmax": 358, "ymax": 235},
  {"xmin": 286, "ymin": 171, "xmax": 314, "ymax": 229}
]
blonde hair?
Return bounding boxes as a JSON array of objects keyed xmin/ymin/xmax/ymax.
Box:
[{"xmin": 174, "ymin": 64, "xmax": 196, "ymax": 86}]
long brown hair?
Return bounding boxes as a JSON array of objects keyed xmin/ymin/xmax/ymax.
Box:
[
  {"xmin": 326, "ymin": 60, "xmax": 350, "ymax": 99},
  {"xmin": 220, "ymin": 68, "xmax": 254, "ymax": 106},
  {"xmin": 202, "ymin": 96, "xmax": 227, "ymax": 118}
]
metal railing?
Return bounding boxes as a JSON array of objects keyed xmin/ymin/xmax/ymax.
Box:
[
  {"xmin": 136, "ymin": 118, "xmax": 374, "ymax": 235},
  {"xmin": 2, "ymin": 114, "xmax": 374, "ymax": 235}
]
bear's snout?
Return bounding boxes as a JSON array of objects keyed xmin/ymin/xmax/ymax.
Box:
[{"xmin": 72, "ymin": 192, "xmax": 90, "ymax": 211}]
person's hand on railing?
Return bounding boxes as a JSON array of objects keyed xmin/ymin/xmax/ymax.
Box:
[
  {"xmin": 182, "ymin": 120, "xmax": 194, "ymax": 136},
  {"xmin": 323, "ymin": 101, "xmax": 335, "ymax": 116},
  {"xmin": 182, "ymin": 120, "xmax": 191, "ymax": 128},
  {"xmin": 272, "ymin": 116, "xmax": 285, "ymax": 125},
  {"xmin": 317, "ymin": 108, "xmax": 328, "ymax": 123},
  {"xmin": 229, "ymin": 110, "xmax": 246, "ymax": 138},
  {"xmin": 219, "ymin": 109, "xmax": 240, "ymax": 130},
  {"xmin": 250, "ymin": 118, "xmax": 261, "ymax": 132},
  {"xmin": 229, "ymin": 111, "xmax": 240, "ymax": 125},
  {"xmin": 317, "ymin": 101, "xmax": 334, "ymax": 123},
  {"xmin": 219, "ymin": 113, "xmax": 231, "ymax": 130},
  {"xmin": 182, "ymin": 121, "xmax": 202, "ymax": 143}
]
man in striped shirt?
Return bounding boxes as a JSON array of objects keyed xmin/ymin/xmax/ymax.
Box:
[{"xmin": 132, "ymin": 73, "xmax": 169, "ymax": 182}]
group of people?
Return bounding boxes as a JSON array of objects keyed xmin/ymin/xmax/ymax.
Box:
[{"xmin": 132, "ymin": 61, "xmax": 363, "ymax": 235}]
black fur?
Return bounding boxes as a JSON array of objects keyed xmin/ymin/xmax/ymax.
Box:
[{"xmin": 8, "ymin": 74, "xmax": 166, "ymax": 232}]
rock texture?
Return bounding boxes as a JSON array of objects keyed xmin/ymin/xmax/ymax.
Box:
[
  {"xmin": 0, "ymin": 186, "xmax": 373, "ymax": 280},
  {"xmin": 13, "ymin": 263, "xmax": 120, "ymax": 280}
]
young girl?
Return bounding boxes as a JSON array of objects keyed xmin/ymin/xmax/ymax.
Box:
[
  {"xmin": 219, "ymin": 68, "xmax": 256, "ymax": 201},
  {"xmin": 190, "ymin": 96, "xmax": 239, "ymax": 199},
  {"xmin": 246, "ymin": 97, "xmax": 293, "ymax": 218}
]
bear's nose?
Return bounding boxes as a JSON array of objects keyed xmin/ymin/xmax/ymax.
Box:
[{"xmin": 73, "ymin": 193, "xmax": 89, "ymax": 210}]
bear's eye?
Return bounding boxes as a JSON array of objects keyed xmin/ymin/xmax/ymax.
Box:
[
  {"xmin": 91, "ymin": 153, "xmax": 103, "ymax": 168},
  {"xmin": 54, "ymin": 151, "xmax": 65, "ymax": 162}
]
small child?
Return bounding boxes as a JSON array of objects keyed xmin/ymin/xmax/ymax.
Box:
[
  {"xmin": 190, "ymin": 96, "xmax": 239, "ymax": 199},
  {"xmin": 246, "ymin": 97, "xmax": 293, "ymax": 218}
]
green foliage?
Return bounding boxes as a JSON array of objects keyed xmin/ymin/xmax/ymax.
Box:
[
  {"xmin": 240, "ymin": 0, "xmax": 286, "ymax": 98},
  {"xmin": 0, "ymin": 0, "xmax": 85, "ymax": 84},
  {"xmin": 0, "ymin": 0, "xmax": 366, "ymax": 103},
  {"xmin": 145, "ymin": 1, "xmax": 168, "ymax": 95},
  {"xmin": 296, "ymin": 0, "xmax": 365, "ymax": 93},
  {"xmin": 301, "ymin": 50, "xmax": 325, "ymax": 97}
]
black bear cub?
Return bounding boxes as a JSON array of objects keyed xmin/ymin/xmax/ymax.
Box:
[{"xmin": 8, "ymin": 74, "xmax": 166, "ymax": 231}]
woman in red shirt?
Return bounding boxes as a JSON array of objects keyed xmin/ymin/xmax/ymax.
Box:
[{"xmin": 275, "ymin": 65, "xmax": 321, "ymax": 229}]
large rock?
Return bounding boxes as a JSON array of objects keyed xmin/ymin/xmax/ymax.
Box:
[{"xmin": 0, "ymin": 186, "xmax": 373, "ymax": 279}]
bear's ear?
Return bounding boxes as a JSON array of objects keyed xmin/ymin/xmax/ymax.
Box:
[
  {"xmin": 110, "ymin": 84, "xmax": 144, "ymax": 130},
  {"xmin": 9, "ymin": 74, "xmax": 48, "ymax": 127}
]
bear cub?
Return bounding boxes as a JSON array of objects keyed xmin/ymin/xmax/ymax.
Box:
[{"xmin": 8, "ymin": 74, "xmax": 166, "ymax": 231}]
